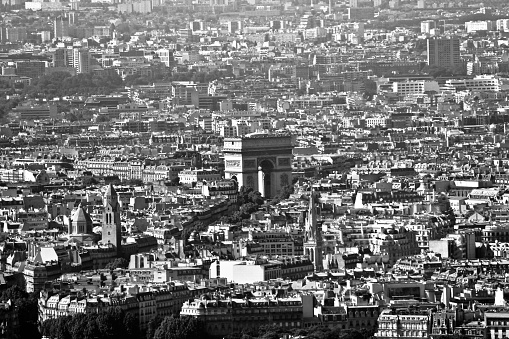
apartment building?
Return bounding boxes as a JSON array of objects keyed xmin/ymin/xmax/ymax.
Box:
[{"xmin": 180, "ymin": 296, "xmax": 307, "ymax": 337}]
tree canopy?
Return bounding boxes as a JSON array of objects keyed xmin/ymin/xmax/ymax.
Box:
[
  {"xmin": 153, "ymin": 316, "xmax": 206, "ymax": 339},
  {"xmin": 24, "ymin": 70, "xmax": 123, "ymax": 98},
  {"xmin": 105, "ymin": 257, "xmax": 129, "ymax": 270},
  {"xmin": 122, "ymin": 178, "xmax": 144, "ymax": 186},
  {"xmin": 0, "ymin": 96, "xmax": 20, "ymax": 123},
  {"xmin": 270, "ymin": 185, "xmax": 295, "ymax": 205},
  {"xmin": 0, "ymin": 285, "xmax": 40, "ymax": 339},
  {"xmin": 226, "ymin": 325, "xmax": 375, "ymax": 339},
  {"xmin": 124, "ymin": 69, "xmax": 233, "ymax": 87},
  {"xmin": 41, "ymin": 307, "xmax": 139, "ymax": 339},
  {"xmin": 219, "ymin": 186, "xmax": 265, "ymax": 224}
]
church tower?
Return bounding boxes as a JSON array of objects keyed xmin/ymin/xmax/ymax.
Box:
[
  {"xmin": 304, "ymin": 191, "xmax": 324, "ymax": 272},
  {"xmin": 102, "ymin": 183, "xmax": 121, "ymax": 251}
]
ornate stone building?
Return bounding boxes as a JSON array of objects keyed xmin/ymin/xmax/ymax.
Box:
[{"xmin": 223, "ymin": 133, "xmax": 293, "ymax": 198}]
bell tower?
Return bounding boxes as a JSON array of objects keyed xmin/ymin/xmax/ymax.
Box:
[
  {"xmin": 102, "ymin": 183, "xmax": 121, "ymax": 251},
  {"xmin": 304, "ymin": 191, "xmax": 324, "ymax": 272}
]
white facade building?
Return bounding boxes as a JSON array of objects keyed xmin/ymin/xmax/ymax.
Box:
[
  {"xmin": 465, "ymin": 21, "xmax": 494, "ymax": 33},
  {"xmin": 497, "ymin": 19, "xmax": 509, "ymax": 32},
  {"xmin": 392, "ymin": 80, "xmax": 439, "ymax": 95},
  {"xmin": 443, "ymin": 76, "xmax": 500, "ymax": 92}
]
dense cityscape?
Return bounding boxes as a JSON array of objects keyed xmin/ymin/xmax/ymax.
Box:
[{"xmin": 3, "ymin": 0, "xmax": 509, "ymax": 338}]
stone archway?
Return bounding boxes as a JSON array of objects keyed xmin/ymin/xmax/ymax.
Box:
[{"xmin": 223, "ymin": 135, "xmax": 293, "ymax": 198}]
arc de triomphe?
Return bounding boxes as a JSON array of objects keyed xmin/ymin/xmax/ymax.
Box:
[{"xmin": 223, "ymin": 134, "xmax": 293, "ymax": 198}]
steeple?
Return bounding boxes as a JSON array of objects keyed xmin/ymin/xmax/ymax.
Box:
[
  {"xmin": 305, "ymin": 190, "xmax": 317, "ymax": 242},
  {"xmin": 104, "ymin": 183, "xmax": 118, "ymax": 209},
  {"xmin": 102, "ymin": 184, "xmax": 121, "ymax": 251},
  {"xmin": 304, "ymin": 190, "xmax": 324, "ymax": 272}
]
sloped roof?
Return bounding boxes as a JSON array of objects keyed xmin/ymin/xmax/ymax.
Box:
[{"xmin": 71, "ymin": 204, "xmax": 92, "ymax": 224}]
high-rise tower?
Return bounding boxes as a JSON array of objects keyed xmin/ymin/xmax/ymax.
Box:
[
  {"xmin": 427, "ymin": 37, "xmax": 461, "ymax": 68},
  {"xmin": 72, "ymin": 48, "xmax": 90, "ymax": 74},
  {"xmin": 54, "ymin": 16, "xmax": 69, "ymax": 39},
  {"xmin": 304, "ymin": 191, "xmax": 324, "ymax": 272},
  {"xmin": 102, "ymin": 184, "xmax": 122, "ymax": 251}
]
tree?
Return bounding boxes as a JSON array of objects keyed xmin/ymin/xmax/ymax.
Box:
[
  {"xmin": 96, "ymin": 114, "xmax": 110, "ymax": 123},
  {"xmin": 96, "ymin": 307, "xmax": 127, "ymax": 339},
  {"xmin": 0, "ymin": 80, "xmax": 12, "ymax": 89},
  {"xmin": 124, "ymin": 74, "xmax": 152, "ymax": 86},
  {"xmin": 83, "ymin": 177, "xmax": 99, "ymax": 186},
  {"xmin": 0, "ymin": 96, "xmax": 20, "ymax": 122},
  {"xmin": 239, "ymin": 202, "xmax": 258, "ymax": 215},
  {"xmin": 69, "ymin": 313, "xmax": 89, "ymax": 339},
  {"xmin": 123, "ymin": 312, "xmax": 140, "ymax": 339},
  {"xmin": 279, "ymin": 185, "xmax": 294, "ymax": 200},
  {"xmin": 257, "ymin": 325, "xmax": 285, "ymax": 339},
  {"xmin": 423, "ymin": 64, "xmax": 465, "ymax": 78},
  {"xmin": 153, "ymin": 316, "xmax": 206, "ymax": 339},
  {"xmin": 332, "ymin": 96, "xmax": 347, "ymax": 104},
  {"xmin": 219, "ymin": 211, "xmax": 243, "ymax": 224},
  {"xmin": 1, "ymin": 287, "xmax": 41, "ymax": 339},
  {"xmin": 24, "ymin": 70, "xmax": 123, "ymax": 99},
  {"xmin": 0, "ymin": 285, "xmax": 28, "ymax": 301},
  {"xmin": 41, "ymin": 307, "xmax": 137, "ymax": 339},
  {"xmin": 146, "ymin": 315, "xmax": 164, "ymax": 339},
  {"xmin": 105, "ymin": 257, "xmax": 129, "ymax": 270},
  {"xmin": 247, "ymin": 191, "xmax": 263, "ymax": 205},
  {"xmin": 82, "ymin": 314, "xmax": 101, "ymax": 339},
  {"xmin": 122, "ymin": 178, "xmax": 144, "ymax": 186},
  {"xmin": 239, "ymin": 186, "xmax": 254, "ymax": 205},
  {"xmin": 41, "ymin": 318, "xmax": 57, "ymax": 338},
  {"xmin": 270, "ymin": 185, "xmax": 295, "ymax": 205},
  {"xmin": 116, "ymin": 22, "xmax": 131, "ymax": 34},
  {"xmin": 56, "ymin": 316, "xmax": 72, "ymax": 339},
  {"xmin": 363, "ymin": 79, "xmax": 377, "ymax": 99}
]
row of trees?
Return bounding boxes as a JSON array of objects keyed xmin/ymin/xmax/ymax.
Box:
[
  {"xmin": 219, "ymin": 186, "xmax": 264, "ymax": 224},
  {"xmin": 0, "ymin": 285, "xmax": 40, "ymax": 339},
  {"xmin": 124, "ymin": 68, "xmax": 233, "ymax": 87},
  {"xmin": 24, "ymin": 70, "xmax": 123, "ymax": 98},
  {"xmin": 0, "ymin": 68, "xmax": 235, "ymax": 120},
  {"xmin": 104, "ymin": 257, "xmax": 129, "ymax": 270},
  {"xmin": 0, "ymin": 284, "xmax": 377, "ymax": 339},
  {"xmin": 422, "ymin": 65, "xmax": 466, "ymax": 78},
  {"xmin": 0, "ymin": 63, "xmax": 236, "ymax": 120},
  {"xmin": 225, "ymin": 325, "xmax": 376, "ymax": 339},
  {"xmin": 149, "ymin": 316, "xmax": 376, "ymax": 339},
  {"xmin": 0, "ymin": 96, "xmax": 20, "ymax": 123},
  {"xmin": 218, "ymin": 184, "xmax": 298, "ymax": 224},
  {"xmin": 41, "ymin": 312, "xmax": 206, "ymax": 339},
  {"xmin": 269, "ymin": 185, "xmax": 295, "ymax": 205},
  {"xmin": 41, "ymin": 307, "xmax": 139, "ymax": 339},
  {"xmin": 146, "ymin": 315, "xmax": 207, "ymax": 339}
]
